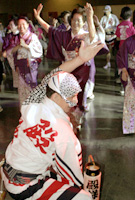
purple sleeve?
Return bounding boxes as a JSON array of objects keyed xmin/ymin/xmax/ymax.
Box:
[
  {"xmin": 116, "ymin": 37, "xmax": 130, "ymax": 87},
  {"xmin": 2, "ymin": 34, "xmax": 11, "ymax": 51},
  {"xmin": 46, "ymin": 26, "xmax": 65, "ymax": 61},
  {"xmin": 2, "ymin": 33, "xmax": 19, "ymax": 52},
  {"xmin": 116, "ymin": 36, "xmax": 135, "ymax": 88},
  {"xmin": 116, "ymin": 38, "xmax": 130, "ymax": 70},
  {"xmin": 57, "ymin": 23, "xmax": 66, "ymax": 30},
  {"xmin": 97, "ymin": 43, "xmax": 109, "ymax": 55}
]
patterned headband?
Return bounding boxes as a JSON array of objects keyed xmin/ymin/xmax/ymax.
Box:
[
  {"xmin": 23, "ymin": 68, "xmax": 81, "ymax": 106},
  {"xmin": 48, "ymin": 71, "xmax": 82, "ymax": 98}
]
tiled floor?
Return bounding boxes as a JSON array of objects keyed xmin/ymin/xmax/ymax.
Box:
[{"xmin": 1, "ymin": 55, "xmax": 135, "ymax": 200}]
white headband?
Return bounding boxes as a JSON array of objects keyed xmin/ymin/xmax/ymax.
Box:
[
  {"xmin": 23, "ymin": 68, "xmax": 81, "ymax": 107},
  {"xmin": 48, "ymin": 71, "xmax": 82, "ymax": 99}
]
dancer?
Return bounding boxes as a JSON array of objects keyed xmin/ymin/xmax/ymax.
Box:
[
  {"xmin": 117, "ymin": 35, "xmax": 135, "ymax": 134},
  {"xmin": 2, "ymin": 15, "xmax": 19, "ymax": 89},
  {"xmin": 57, "ymin": 11, "xmax": 71, "ymax": 30},
  {"xmin": 116, "ymin": 6, "xmax": 135, "ymax": 95},
  {"xmin": 1, "ymin": 40, "xmax": 104, "ymax": 200},
  {"xmin": 12, "ymin": 16, "xmax": 42, "ymax": 105},
  {"xmin": 116, "ymin": 6, "xmax": 135, "ymax": 48},
  {"xmin": 83, "ymin": 14, "xmax": 105, "ymax": 107},
  {"xmin": 100, "ymin": 5, "xmax": 119, "ymax": 69},
  {"xmin": 34, "ymin": 3, "xmax": 107, "ymax": 112}
]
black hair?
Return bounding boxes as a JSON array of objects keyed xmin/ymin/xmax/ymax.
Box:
[
  {"xmin": 18, "ymin": 16, "xmax": 29, "ymax": 24},
  {"xmin": 46, "ymin": 85, "xmax": 56, "ymax": 98},
  {"xmin": 120, "ymin": 6, "xmax": 132, "ymax": 20},
  {"xmin": 68, "ymin": 8, "xmax": 85, "ymax": 26},
  {"xmin": 59, "ymin": 11, "xmax": 70, "ymax": 19},
  {"xmin": 57, "ymin": 11, "xmax": 71, "ymax": 24},
  {"xmin": 8, "ymin": 15, "xmax": 19, "ymax": 26}
]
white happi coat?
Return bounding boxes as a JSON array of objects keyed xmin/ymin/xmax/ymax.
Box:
[
  {"xmin": 1, "ymin": 97, "xmax": 91, "ymax": 199},
  {"xmin": 100, "ymin": 13, "xmax": 119, "ymax": 42},
  {"xmin": 100, "ymin": 13, "xmax": 119, "ymax": 32}
]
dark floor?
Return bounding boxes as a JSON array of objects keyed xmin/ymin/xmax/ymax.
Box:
[{"xmin": 0, "ymin": 55, "xmax": 134, "ymax": 200}]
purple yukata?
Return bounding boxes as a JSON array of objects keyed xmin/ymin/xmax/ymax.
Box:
[
  {"xmin": 57, "ymin": 23, "xmax": 68, "ymax": 30},
  {"xmin": 117, "ymin": 35, "xmax": 135, "ymax": 134},
  {"xmin": 2, "ymin": 31, "xmax": 19, "ymax": 88},
  {"xmin": 47, "ymin": 27, "xmax": 108, "ymax": 109}
]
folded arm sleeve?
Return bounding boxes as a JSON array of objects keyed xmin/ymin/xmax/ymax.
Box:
[{"xmin": 53, "ymin": 118, "xmax": 84, "ymax": 187}]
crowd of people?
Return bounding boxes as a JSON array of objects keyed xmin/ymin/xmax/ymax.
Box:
[{"xmin": 0, "ymin": 3, "xmax": 135, "ymax": 199}]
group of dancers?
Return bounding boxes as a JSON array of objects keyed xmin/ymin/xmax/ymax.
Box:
[{"xmin": 0, "ymin": 3, "xmax": 135, "ymax": 200}]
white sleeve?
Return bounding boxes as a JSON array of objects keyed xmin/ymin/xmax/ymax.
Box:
[
  {"xmin": 100, "ymin": 17, "xmax": 104, "ymax": 27},
  {"xmin": 28, "ymin": 33, "xmax": 43, "ymax": 58},
  {"xmin": 114, "ymin": 15, "xmax": 119, "ymax": 26},
  {"xmin": 53, "ymin": 118, "xmax": 84, "ymax": 187},
  {"xmin": 82, "ymin": 29, "xmax": 105, "ymax": 45},
  {"xmin": 96, "ymin": 26, "xmax": 105, "ymax": 43},
  {"xmin": 88, "ymin": 31, "xmax": 105, "ymax": 44}
]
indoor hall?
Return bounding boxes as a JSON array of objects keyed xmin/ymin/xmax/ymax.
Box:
[{"xmin": 0, "ymin": 54, "xmax": 135, "ymax": 200}]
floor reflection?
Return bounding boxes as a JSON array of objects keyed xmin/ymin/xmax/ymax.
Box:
[{"xmin": 1, "ymin": 56, "xmax": 135, "ymax": 200}]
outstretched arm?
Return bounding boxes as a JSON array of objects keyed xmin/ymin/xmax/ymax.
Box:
[
  {"xmin": 84, "ymin": 3, "xmax": 96, "ymax": 42},
  {"xmin": 94, "ymin": 15, "xmax": 105, "ymax": 34},
  {"xmin": 121, "ymin": 68, "xmax": 128, "ymax": 82},
  {"xmin": 59, "ymin": 40, "xmax": 104, "ymax": 72},
  {"xmin": 33, "ymin": 3, "xmax": 50, "ymax": 33}
]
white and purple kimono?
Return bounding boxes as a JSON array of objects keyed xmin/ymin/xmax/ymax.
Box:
[
  {"xmin": 117, "ymin": 35, "xmax": 135, "ymax": 134},
  {"xmin": 13, "ymin": 30, "xmax": 42, "ymax": 105},
  {"xmin": 1, "ymin": 97, "xmax": 91, "ymax": 200}
]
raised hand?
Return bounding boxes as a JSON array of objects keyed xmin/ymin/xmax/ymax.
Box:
[
  {"xmin": 122, "ymin": 69, "xmax": 128, "ymax": 82},
  {"xmin": 33, "ymin": 3, "xmax": 43, "ymax": 20},
  {"xmin": 79, "ymin": 40, "xmax": 104, "ymax": 63},
  {"xmin": 20, "ymin": 39, "xmax": 29, "ymax": 49},
  {"xmin": 59, "ymin": 40, "xmax": 105, "ymax": 73},
  {"xmin": 84, "ymin": 3, "xmax": 95, "ymax": 42},
  {"xmin": 33, "ymin": 4, "xmax": 50, "ymax": 33},
  {"xmin": 84, "ymin": 3, "xmax": 94, "ymax": 19},
  {"xmin": 93, "ymin": 15, "xmax": 100, "ymax": 27}
]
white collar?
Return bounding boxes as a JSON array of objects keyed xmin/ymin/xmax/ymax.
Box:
[
  {"xmin": 71, "ymin": 28, "xmax": 87, "ymax": 38},
  {"xmin": 42, "ymin": 97, "xmax": 69, "ymax": 121}
]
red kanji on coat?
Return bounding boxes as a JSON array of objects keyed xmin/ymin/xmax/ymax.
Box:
[{"xmin": 23, "ymin": 119, "xmax": 58, "ymax": 154}]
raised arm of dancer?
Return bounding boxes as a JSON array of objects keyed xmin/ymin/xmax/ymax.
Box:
[
  {"xmin": 94, "ymin": 15, "xmax": 105, "ymax": 34},
  {"xmin": 33, "ymin": 3, "xmax": 50, "ymax": 33},
  {"xmin": 59, "ymin": 40, "xmax": 104, "ymax": 72},
  {"xmin": 84, "ymin": 3, "xmax": 96, "ymax": 42}
]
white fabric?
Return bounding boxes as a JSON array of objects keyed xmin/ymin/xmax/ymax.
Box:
[
  {"xmin": 100, "ymin": 14, "xmax": 119, "ymax": 42},
  {"xmin": 83, "ymin": 22, "xmax": 105, "ymax": 44},
  {"xmin": 17, "ymin": 33, "xmax": 42, "ymax": 66},
  {"xmin": 3, "ymin": 97, "xmax": 84, "ymax": 194},
  {"xmin": 84, "ymin": 80, "xmax": 94, "ymax": 98},
  {"xmin": 100, "ymin": 14, "xmax": 119, "ymax": 31},
  {"xmin": 48, "ymin": 71, "xmax": 81, "ymax": 99},
  {"xmin": 104, "ymin": 5, "xmax": 111, "ymax": 12},
  {"xmin": 123, "ymin": 54, "xmax": 135, "ymax": 134}
]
